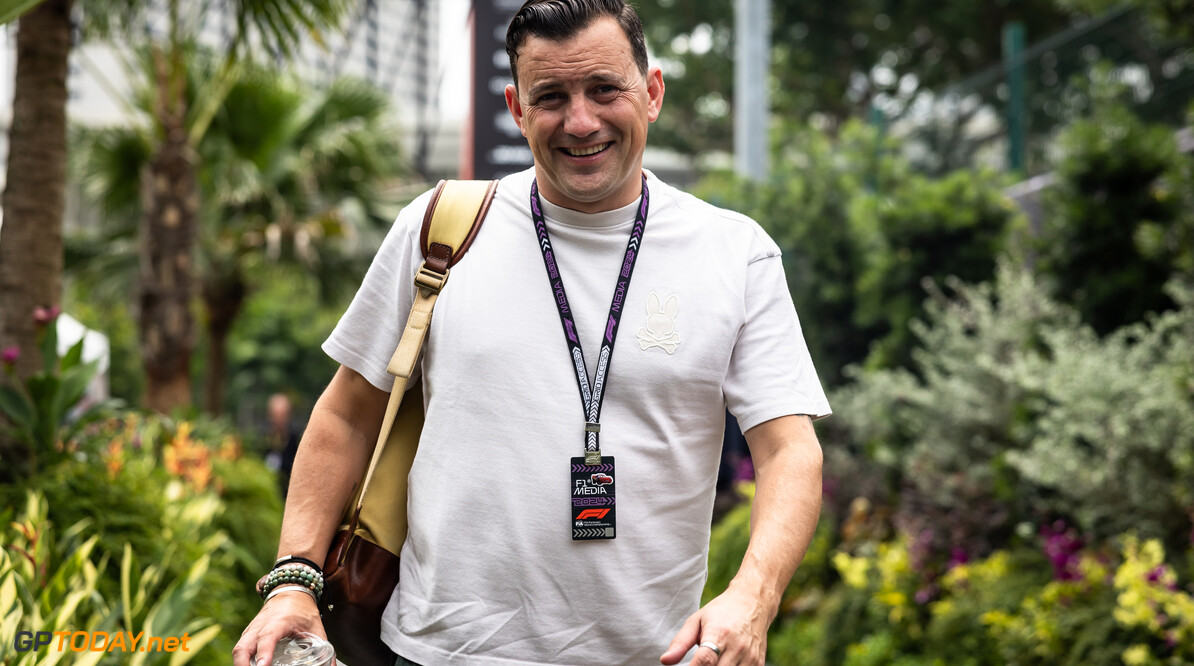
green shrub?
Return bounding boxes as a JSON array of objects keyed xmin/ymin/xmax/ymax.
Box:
[
  {"xmin": 3, "ymin": 411, "xmax": 284, "ymax": 666},
  {"xmin": 832, "ymin": 261, "xmax": 1194, "ymax": 552},
  {"xmin": 0, "ymin": 492, "xmax": 222, "ymax": 665},
  {"xmin": 1038, "ymin": 105, "xmax": 1193, "ymax": 334},
  {"xmin": 0, "ymin": 312, "xmax": 121, "ymax": 482},
  {"xmin": 694, "ymin": 121, "xmax": 1020, "ymax": 384}
]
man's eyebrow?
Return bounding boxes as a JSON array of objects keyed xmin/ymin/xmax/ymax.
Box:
[{"xmin": 526, "ymin": 72, "xmax": 627, "ymax": 99}]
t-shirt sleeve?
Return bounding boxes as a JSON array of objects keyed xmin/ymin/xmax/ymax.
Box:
[
  {"xmin": 321, "ymin": 191, "xmax": 432, "ymax": 392},
  {"xmin": 723, "ymin": 248, "xmax": 832, "ymax": 432}
]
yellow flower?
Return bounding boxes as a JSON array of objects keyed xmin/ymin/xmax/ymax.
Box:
[
  {"xmin": 1121, "ymin": 643, "xmax": 1151, "ymax": 666},
  {"xmin": 832, "ymin": 551, "xmax": 871, "ymax": 589}
]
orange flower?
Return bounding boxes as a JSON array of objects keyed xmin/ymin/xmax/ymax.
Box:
[{"xmin": 104, "ymin": 437, "xmax": 125, "ymax": 478}]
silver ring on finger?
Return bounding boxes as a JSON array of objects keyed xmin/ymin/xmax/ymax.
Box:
[{"xmin": 698, "ymin": 641, "xmax": 722, "ymax": 658}]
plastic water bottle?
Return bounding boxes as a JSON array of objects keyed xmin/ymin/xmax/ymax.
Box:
[{"xmin": 250, "ymin": 633, "xmax": 336, "ymax": 666}]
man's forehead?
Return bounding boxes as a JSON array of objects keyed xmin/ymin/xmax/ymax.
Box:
[{"xmin": 514, "ymin": 17, "xmax": 639, "ymax": 85}]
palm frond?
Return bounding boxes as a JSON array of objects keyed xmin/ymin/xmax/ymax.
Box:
[{"xmin": 233, "ymin": 0, "xmax": 351, "ymax": 60}]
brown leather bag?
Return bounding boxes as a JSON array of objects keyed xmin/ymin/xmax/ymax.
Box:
[{"xmin": 321, "ymin": 180, "xmax": 497, "ymax": 666}]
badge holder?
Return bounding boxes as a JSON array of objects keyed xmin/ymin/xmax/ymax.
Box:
[{"xmin": 571, "ymin": 455, "xmax": 615, "ymax": 540}]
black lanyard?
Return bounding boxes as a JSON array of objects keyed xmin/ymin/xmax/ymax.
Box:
[{"xmin": 530, "ymin": 175, "xmax": 649, "ymax": 465}]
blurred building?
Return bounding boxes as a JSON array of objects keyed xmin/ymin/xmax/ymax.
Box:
[{"xmin": 0, "ymin": 0, "xmax": 457, "ymax": 192}]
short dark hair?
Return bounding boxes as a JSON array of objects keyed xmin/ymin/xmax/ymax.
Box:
[{"xmin": 505, "ymin": 0, "xmax": 648, "ymax": 88}]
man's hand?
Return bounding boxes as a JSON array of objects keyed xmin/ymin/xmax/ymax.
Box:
[
  {"xmin": 232, "ymin": 366, "xmax": 388, "ymax": 664},
  {"xmin": 232, "ymin": 591, "xmax": 325, "ymax": 666},
  {"xmin": 661, "ymin": 414, "xmax": 823, "ymax": 666},
  {"xmin": 660, "ymin": 585, "xmax": 771, "ymax": 666}
]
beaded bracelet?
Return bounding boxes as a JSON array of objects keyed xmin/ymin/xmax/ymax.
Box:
[
  {"xmin": 259, "ymin": 563, "xmax": 324, "ymax": 600},
  {"xmin": 274, "ymin": 555, "xmax": 323, "ymax": 575}
]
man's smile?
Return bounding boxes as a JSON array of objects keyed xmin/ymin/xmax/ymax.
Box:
[{"xmin": 560, "ymin": 142, "xmax": 612, "ymax": 157}]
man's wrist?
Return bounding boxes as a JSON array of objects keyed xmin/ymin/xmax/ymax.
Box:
[
  {"xmin": 265, "ymin": 584, "xmax": 319, "ymax": 607},
  {"xmin": 726, "ymin": 572, "xmax": 783, "ymax": 619}
]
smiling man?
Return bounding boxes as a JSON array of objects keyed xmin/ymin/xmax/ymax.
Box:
[{"xmin": 234, "ymin": 2, "xmax": 830, "ymax": 666}]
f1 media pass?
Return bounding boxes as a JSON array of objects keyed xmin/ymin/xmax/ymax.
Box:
[{"xmin": 13, "ymin": 630, "xmax": 194, "ymax": 654}]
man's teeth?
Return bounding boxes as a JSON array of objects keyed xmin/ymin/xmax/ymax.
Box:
[{"xmin": 565, "ymin": 143, "xmax": 610, "ymax": 156}]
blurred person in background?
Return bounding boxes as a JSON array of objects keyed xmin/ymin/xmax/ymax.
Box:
[{"xmin": 263, "ymin": 393, "xmax": 300, "ymax": 499}]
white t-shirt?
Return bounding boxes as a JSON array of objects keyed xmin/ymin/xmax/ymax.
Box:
[{"xmin": 323, "ymin": 167, "xmax": 830, "ymax": 666}]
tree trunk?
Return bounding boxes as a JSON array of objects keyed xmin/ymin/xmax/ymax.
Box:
[
  {"xmin": 202, "ymin": 269, "xmax": 247, "ymax": 414},
  {"xmin": 139, "ymin": 46, "xmax": 199, "ymax": 414},
  {"xmin": 0, "ymin": 0, "xmax": 72, "ymax": 463}
]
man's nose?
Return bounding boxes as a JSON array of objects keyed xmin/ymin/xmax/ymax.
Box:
[{"xmin": 563, "ymin": 98, "xmax": 601, "ymax": 137}]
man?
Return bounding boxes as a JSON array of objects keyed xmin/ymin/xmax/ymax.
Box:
[
  {"xmin": 262, "ymin": 393, "xmax": 300, "ymax": 498},
  {"xmin": 234, "ymin": 1, "xmax": 829, "ymax": 665}
]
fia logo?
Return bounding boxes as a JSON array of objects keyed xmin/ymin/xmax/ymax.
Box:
[{"xmin": 636, "ymin": 292, "xmax": 681, "ymax": 354}]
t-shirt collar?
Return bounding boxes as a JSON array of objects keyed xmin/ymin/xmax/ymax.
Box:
[{"xmin": 534, "ymin": 170, "xmax": 652, "ymax": 229}]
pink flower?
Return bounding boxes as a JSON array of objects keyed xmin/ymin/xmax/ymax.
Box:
[
  {"xmin": 1, "ymin": 346, "xmax": 18, "ymax": 368},
  {"xmin": 32, "ymin": 305, "xmax": 61, "ymax": 327}
]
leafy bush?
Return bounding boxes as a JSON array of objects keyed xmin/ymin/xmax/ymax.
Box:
[
  {"xmin": 2, "ymin": 411, "xmax": 283, "ymax": 665},
  {"xmin": 695, "ymin": 121, "xmax": 1019, "ymax": 384},
  {"xmin": 1038, "ymin": 104, "xmax": 1193, "ymax": 333},
  {"xmin": 832, "ymin": 261, "xmax": 1194, "ymax": 554},
  {"xmin": 762, "ymin": 531, "xmax": 1193, "ymax": 666},
  {"xmin": 0, "ymin": 492, "xmax": 222, "ymax": 665},
  {"xmin": 0, "ymin": 310, "xmax": 121, "ymax": 481}
]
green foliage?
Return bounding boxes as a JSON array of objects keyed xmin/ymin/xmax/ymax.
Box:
[
  {"xmin": 1003, "ymin": 280, "xmax": 1194, "ymax": 545},
  {"xmin": 0, "ymin": 492, "xmax": 221, "ymax": 666},
  {"xmin": 69, "ymin": 50, "xmax": 404, "ymax": 414},
  {"xmin": 853, "ymin": 169, "xmax": 1019, "ymax": 369},
  {"xmin": 753, "ymin": 531, "xmax": 1193, "ymax": 666},
  {"xmin": 0, "ymin": 313, "xmax": 121, "ymax": 480},
  {"xmin": 834, "ymin": 260, "xmax": 1194, "ymax": 552},
  {"xmin": 633, "ymin": 0, "xmax": 1076, "ymax": 155},
  {"xmin": 1055, "ymin": 0, "xmax": 1194, "ymax": 42},
  {"xmin": 925, "ymin": 549, "xmax": 1053, "ymax": 664},
  {"xmin": 223, "ymin": 271, "xmax": 343, "ymax": 417},
  {"xmin": 63, "ymin": 284, "xmax": 144, "ymax": 405},
  {"xmin": 695, "ymin": 121, "xmax": 1018, "ymax": 384},
  {"xmin": 2, "ymin": 411, "xmax": 283, "ymax": 665},
  {"xmin": 1038, "ymin": 105, "xmax": 1192, "ymax": 333}
]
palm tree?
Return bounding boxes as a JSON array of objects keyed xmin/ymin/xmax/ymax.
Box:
[
  {"xmin": 129, "ymin": 0, "xmax": 353, "ymax": 413},
  {"xmin": 2, "ymin": 0, "xmax": 353, "ymax": 416},
  {"xmin": 0, "ymin": 0, "xmax": 72, "ymax": 466},
  {"xmin": 0, "ymin": 0, "xmax": 71, "ymax": 385},
  {"xmin": 72, "ymin": 56, "xmax": 405, "ymax": 413}
]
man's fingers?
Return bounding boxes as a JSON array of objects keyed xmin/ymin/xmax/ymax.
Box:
[
  {"xmin": 659, "ymin": 613, "xmax": 701, "ymax": 664},
  {"xmin": 255, "ymin": 629, "xmax": 283, "ymax": 666},
  {"xmin": 690, "ymin": 642, "xmax": 722, "ymax": 666},
  {"xmin": 231, "ymin": 637, "xmax": 254, "ymax": 666}
]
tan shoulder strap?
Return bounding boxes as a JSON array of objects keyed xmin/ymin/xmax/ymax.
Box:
[
  {"xmin": 356, "ymin": 179, "xmax": 498, "ymax": 514},
  {"xmin": 386, "ymin": 179, "xmax": 498, "ymax": 380},
  {"xmin": 419, "ymin": 179, "xmax": 498, "ymax": 273}
]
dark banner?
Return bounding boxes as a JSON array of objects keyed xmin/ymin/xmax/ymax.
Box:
[{"xmin": 472, "ymin": 0, "xmax": 534, "ymax": 179}]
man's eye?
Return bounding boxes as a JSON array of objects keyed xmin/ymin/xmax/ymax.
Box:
[
  {"xmin": 537, "ymin": 92, "xmax": 563, "ymax": 104},
  {"xmin": 594, "ymin": 85, "xmax": 618, "ymax": 96}
]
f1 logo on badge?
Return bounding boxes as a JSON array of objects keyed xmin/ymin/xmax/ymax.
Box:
[{"xmin": 576, "ymin": 508, "xmax": 610, "ymax": 520}]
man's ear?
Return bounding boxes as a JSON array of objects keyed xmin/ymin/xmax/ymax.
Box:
[
  {"xmin": 505, "ymin": 84, "xmax": 526, "ymax": 137},
  {"xmin": 646, "ymin": 66, "xmax": 665, "ymax": 123}
]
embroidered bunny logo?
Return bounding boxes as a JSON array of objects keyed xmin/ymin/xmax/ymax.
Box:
[{"xmin": 637, "ymin": 292, "xmax": 681, "ymax": 354}]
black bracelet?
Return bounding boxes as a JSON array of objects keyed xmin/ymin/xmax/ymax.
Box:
[{"xmin": 273, "ymin": 555, "xmax": 323, "ymax": 575}]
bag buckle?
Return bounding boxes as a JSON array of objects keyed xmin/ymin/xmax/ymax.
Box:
[{"xmin": 415, "ymin": 264, "xmax": 448, "ymax": 296}]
